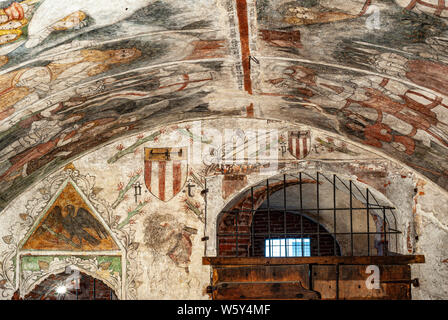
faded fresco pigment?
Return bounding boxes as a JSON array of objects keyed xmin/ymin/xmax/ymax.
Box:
[{"xmin": 0, "ymin": 0, "xmax": 447, "ymax": 300}]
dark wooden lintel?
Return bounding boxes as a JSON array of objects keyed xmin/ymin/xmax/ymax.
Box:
[
  {"xmin": 211, "ymin": 281, "xmax": 320, "ymax": 300},
  {"xmin": 203, "ymin": 255, "xmax": 425, "ymax": 266}
]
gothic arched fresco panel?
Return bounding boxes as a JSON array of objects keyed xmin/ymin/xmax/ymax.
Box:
[{"xmin": 22, "ymin": 182, "xmax": 119, "ymax": 251}]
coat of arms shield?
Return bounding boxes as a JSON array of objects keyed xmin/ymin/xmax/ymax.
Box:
[
  {"xmin": 288, "ymin": 131, "xmax": 311, "ymax": 160},
  {"xmin": 144, "ymin": 147, "xmax": 188, "ymax": 202}
]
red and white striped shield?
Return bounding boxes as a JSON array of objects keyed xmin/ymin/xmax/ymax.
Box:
[
  {"xmin": 288, "ymin": 131, "xmax": 311, "ymax": 160},
  {"xmin": 144, "ymin": 147, "xmax": 188, "ymax": 202}
]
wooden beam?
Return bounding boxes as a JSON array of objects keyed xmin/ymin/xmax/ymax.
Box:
[
  {"xmin": 213, "ymin": 265, "xmax": 309, "ymax": 284},
  {"xmin": 203, "ymin": 255, "xmax": 425, "ymax": 266},
  {"xmin": 210, "ymin": 281, "xmax": 320, "ymax": 300}
]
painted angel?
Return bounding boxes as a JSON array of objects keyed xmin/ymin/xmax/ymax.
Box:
[
  {"xmin": 0, "ymin": 0, "xmax": 34, "ymax": 52},
  {"xmin": 0, "ymin": 0, "xmax": 153, "ymax": 57}
]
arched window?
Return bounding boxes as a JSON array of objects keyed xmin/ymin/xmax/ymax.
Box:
[
  {"xmin": 217, "ymin": 172, "xmax": 399, "ymax": 257},
  {"xmin": 253, "ymin": 211, "xmax": 340, "ymax": 257}
]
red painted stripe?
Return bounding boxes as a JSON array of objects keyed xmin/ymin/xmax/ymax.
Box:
[
  {"xmin": 288, "ymin": 134, "xmax": 293, "ymax": 155},
  {"xmin": 417, "ymin": 0, "xmax": 446, "ymax": 10},
  {"xmin": 176, "ymin": 74, "xmax": 190, "ymax": 92},
  {"xmin": 0, "ymin": 86, "xmax": 14, "ymax": 96},
  {"xmin": 359, "ymin": 0, "xmax": 372, "ymax": 16},
  {"xmin": 303, "ymin": 136, "xmax": 308, "ymax": 158},
  {"xmin": 173, "ymin": 161, "xmax": 181, "ymax": 196},
  {"xmin": 406, "ymin": 0, "xmax": 418, "ymax": 10},
  {"xmin": 246, "ymin": 103, "xmax": 254, "ymax": 118},
  {"xmin": 159, "ymin": 76, "xmax": 212, "ymax": 90},
  {"xmin": 236, "ymin": 0, "xmax": 252, "ymax": 94},
  {"xmin": 406, "ymin": 90, "xmax": 442, "ymax": 108},
  {"xmin": 144, "ymin": 160, "xmax": 152, "ymax": 192},
  {"xmin": 435, "ymin": 0, "xmax": 446, "ymax": 15},
  {"xmin": 379, "ymin": 78, "xmax": 389, "ymax": 88},
  {"xmin": 158, "ymin": 161, "xmax": 166, "ymax": 201},
  {"xmin": 295, "ymin": 138, "xmax": 301, "ymax": 159}
]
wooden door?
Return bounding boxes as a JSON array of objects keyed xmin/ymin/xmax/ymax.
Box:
[{"xmin": 204, "ymin": 256, "xmax": 423, "ymax": 300}]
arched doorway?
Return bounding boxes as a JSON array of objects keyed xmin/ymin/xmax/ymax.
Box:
[{"xmin": 20, "ymin": 269, "xmax": 118, "ymax": 300}]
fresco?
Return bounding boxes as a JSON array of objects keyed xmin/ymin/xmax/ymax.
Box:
[
  {"xmin": 0, "ymin": 0, "xmax": 446, "ymax": 211},
  {"xmin": 0, "ymin": 0, "xmax": 228, "ymax": 63},
  {"xmin": 143, "ymin": 213, "xmax": 197, "ymax": 271},
  {"xmin": 0, "ymin": 0, "xmax": 236, "ymax": 211},
  {"xmin": 22, "ymin": 182, "xmax": 119, "ymax": 251},
  {"xmin": 255, "ymin": 0, "xmax": 448, "ymax": 189},
  {"xmin": 0, "ymin": 117, "xmax": 446, "ymax": 299},
  {"xmin": 0, "ymin": 0, "xmax": 447, "ymax": 301}
]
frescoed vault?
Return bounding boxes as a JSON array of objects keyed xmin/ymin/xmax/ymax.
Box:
[{"xmin": 0, "ymin": 0, "xmax": 448, "ymax": 300}]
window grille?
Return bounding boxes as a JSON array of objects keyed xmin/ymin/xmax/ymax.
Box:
[{"xmin": 217, "ymin": 172, "xmax": 400, "ymax": 257}]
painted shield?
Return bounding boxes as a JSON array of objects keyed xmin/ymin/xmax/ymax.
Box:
[
  {"xmin": 288, "ymin": 131, "xmax": 311, "ymax": 160},
  {"xmin": 144, "ymin": 147, "xmax": 188, "ymax": 202}
]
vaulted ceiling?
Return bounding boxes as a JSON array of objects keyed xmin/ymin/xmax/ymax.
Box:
[{"xmin": 0, "ymin": 0, "xmax": 448, "ymax": 211}]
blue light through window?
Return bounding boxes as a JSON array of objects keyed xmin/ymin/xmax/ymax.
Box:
[{"xmin": 265, "ymin": 238, "xmax": 311, "ymax": 257}]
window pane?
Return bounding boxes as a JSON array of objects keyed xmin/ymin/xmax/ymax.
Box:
[{"xmin": 265, "ymin": 238, "xmax": 311, "ymax": 257}]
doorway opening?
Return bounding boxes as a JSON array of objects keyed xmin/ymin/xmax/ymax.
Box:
[{"xmin": 22, "ymin": 268, "xmax": 118, "ymax": 300}]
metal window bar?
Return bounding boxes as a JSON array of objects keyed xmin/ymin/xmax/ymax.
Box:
[
  {"xmin": 235, "ymin": 207, "xmax": 238, "ymax": 257},
  {"xmin": 317, "ymin": 172, "xmax": 320, "ymax": 256},
  {"xmin": 219, "ymin": 231, "xmax": 399, "ymax": 236},
  {"xmin": 283, "ymin": 174, "xmax": 287, "ymax": 257},
  {"xmin": 383, "ymin": 207, "xmax": 387, "ymax": 256},
  {"xmin": 267, "ymin": 179, "xmax": 271, "ymax": 257},
  {"xmin": 350, "ymin": 180, "xmax": 354, "ymax": 256},
  {"xmin": 367, "ymin": 188, "xmax": 370, "ymax": 256},
  {"xmin": 246, "ymin": 173, "xmax": 393, "ymax": 208},
  {"xmin": 300, "ymin": 172, "xmax": 304, "ymax": 257},
  {"xmin": 333, "ymin": 174, "xmax": 337, "ymax": 256},
  {"xmin": 251, "ymin": 187, "xmax": 255, "ymax": 256},
  {"xmin": 266, "ymin": 238, "xmax": 311, "ymax": 257},
  {"xmin": 301, "ymin": 171, "xmax": 398, "ymax": 253}
]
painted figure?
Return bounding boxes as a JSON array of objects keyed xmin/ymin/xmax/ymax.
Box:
[
  {"xmin": 144, "ymin": 213, "xmax": 196, "ymax": 270},
  {"xmin": 266, "ymin": 62, "xmax": 448, "ymax": 155},
  {"xmin": 0, "ymin": 0, "xmax": 38, "ymax": 54},
  {"xmin": 0, "ymin": 47, "xmax": 141, "ymax": 121},
  {"xmin": 24, "ymin": 0, "xmax": 154, "ymax": 48},
  {"xmin": 0, "ymin": 1, "xmax": 31, "ymax": 45},
  {"xmin": 278, "ymin": 0, "xmax": 373, "ymax": 26},
  {"xmin": 395, "ymin": 0, "xmax": 448, "ymax": 17}
]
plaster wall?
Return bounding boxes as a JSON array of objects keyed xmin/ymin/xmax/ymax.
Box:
[{"xmin": 0, "ymin": 118, "xmax": 447, "ymax": 299}]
